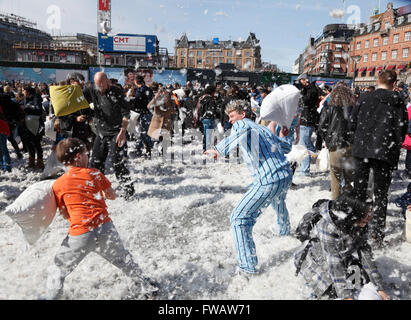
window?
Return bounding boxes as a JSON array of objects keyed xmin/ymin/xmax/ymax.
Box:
[
  {"xmin": 405, "ymin": 32, "xmax": 411, "ymax": 42},
  {"xmin": 385, "ymin": 22, "xmax": 391, "ymax": 30},
  {"xmin": 392, "ymin": 50, "xmax": 398, "ymax": 59},
  {"xmin": 372, "ymin": 53, "xmax": 377, "ymax": 61},
  {"xmin": 197, "ymin": 51, "xmax": 202, "ymax": 57},
  {"xmin": 236, "ymin": 58, "xmax": 241, "ymax": 65},
  {"xmin": 180, "ymin": 58, "xmax": 185, "ymax": 65},
  {"xmin": 189, "ymin": 51, "xmax": 194, "ymax": 57},
  {"xmin": 356, "ymin": 42, "xmax": 361, "ymax": 50},
  {"xmin": 196, "ymin": 58, "xmax": 202, "ymax": 65},
  {"xmin": 227, "ymin": 51, "xmax": 233, "ymax": 57},
  {"xmin": 227, "ymin": 58, "xmax": 233, "ymax": 63},
  {"xmin": 383, "ymin": 37, "xmax": 388, "ymax": 45},
  {"xmin": 363, "ymin": 54, "xmax": 368, "ymax": 62},
  {"xmin": 393, "ymin": 34, "xmax": 399, "ymax": 43},
  {"xmin": 365, "ymin": 40, "xmax": 369, "ymax": 48},
  {"xmin": 403, "ymin": 48, "xmax": 409, "ymax": 58},
  {"xmin": 246, "ymin": 51, "xmax": 251, "ymax": 57},
  {"xmin": 381, "ymin": 51, "xmax": 387, "ymax": 60},
  {"xmin": 373, "ymin": 38, "xmax": 379, "ymax": 47}
]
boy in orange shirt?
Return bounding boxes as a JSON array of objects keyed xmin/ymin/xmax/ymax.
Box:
[{"xmin": 45, "ymin": 138, "xmax": 158, "ymax": 300}]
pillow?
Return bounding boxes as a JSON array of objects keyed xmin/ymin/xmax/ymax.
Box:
[
  {"xmin": 4, "ymin": 180, "xmax": 57, "ymax": 245},
  {"xmin": 260, "ymin": 84, "xmax": 301, "ymax": 128},
  {"xmin": 286, "ymin": 145, "xmax": 316, "ymax": 164},
  {"xmin": 50, "ymin": 85, "xmax": 90, "ymax": 117}
]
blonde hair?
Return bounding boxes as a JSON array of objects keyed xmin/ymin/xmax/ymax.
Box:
[{"xmin": 225, "ymin": 100, "xmax": 251, "ymax": 116}]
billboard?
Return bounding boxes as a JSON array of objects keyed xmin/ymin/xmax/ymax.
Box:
[
  {"xmin": 89, "ymin": 67, "xmax": 187, "ymax": 87},
  {"xmin": 0, "ymin": 67, "xmax": 89, "ymax": 84},
  {"xmin": 98, "ymin": 33, "xmax": 157, "ymax": 54}
]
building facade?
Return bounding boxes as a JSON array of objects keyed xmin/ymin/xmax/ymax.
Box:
[
  {"xmin": 0, "ymin": 12, "xmax": 52, "ymax": 61},
  {"xmin": 348, "ymin": 2, "xmax": 411, "ymax": 87},
  {"xmin": 174, "ymin": 33, "xmax": 262, "ymax": 71},
  {"xmin": 302, "ymin": 24, "xmax": 355, "ymax": 77}
]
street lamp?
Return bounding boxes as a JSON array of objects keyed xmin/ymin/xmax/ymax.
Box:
[{"xmin": 351, "ymin": 55, "xmax": 362, "ymax": 88}]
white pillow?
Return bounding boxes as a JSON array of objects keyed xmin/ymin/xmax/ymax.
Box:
[
  {"xmin": 4, "ymin": 180, "xmax": 57, "ymax": 245},
  {"xmin": 286, "ymin": 145, "xmax": 316, "ymax": 164},
  {"xmin": 260, "ymin": 84, "xmax": 301, "ymax": 128}
]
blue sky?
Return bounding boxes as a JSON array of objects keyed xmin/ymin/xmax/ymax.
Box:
[{"xmin": 0, "ymin": 0, "xmax": 410, "ymax": 72}]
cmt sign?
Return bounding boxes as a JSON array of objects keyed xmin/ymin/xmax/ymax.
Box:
[{"xmin": 98, "ymin": 33, "xmax": 158, "ymax": 54}]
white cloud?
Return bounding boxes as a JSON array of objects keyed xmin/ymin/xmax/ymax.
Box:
[
  {"xmin": 215, "ymin": 11, "xmax": 228, "ymax": 17},
  {"xmin": 329, "ymin": 8, "xmax": 345, "ymax": 19},
  {"xmin": 204, "ymin": 9, "xmax": 208, "ymax": 15}
]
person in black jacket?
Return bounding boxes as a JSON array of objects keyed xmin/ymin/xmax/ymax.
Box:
[
  {"xmin": 85, "ymin": 72, "xmax": 134, "ymax": 200},
  {"xmin": 19, "ymin": 85, "xmax": 45, "ymax": 169},
  {"xmin": 297, "ymin": 73, "xmax": 319, "ymax": 176},
  {"xmin": 0, "ymin": 93, "xmax": 23, "ymax": 159},
  {"xmin": 132, "ymin": 76, "xmax": 154, "ymax": 157},
  {"xmin": 197, "ymin": 85, "xmax": 220, "ymax": 152},
  {"xmin": 58, "ymin": 73, "xmax": 95, "ymax": 151},
  {"xmin": 350, "ymin": 70, "xmax": 408, "ymax": 247},
  {"xmin": 318, "ymin": 84, "xmax": 356, "ymax": 200}
]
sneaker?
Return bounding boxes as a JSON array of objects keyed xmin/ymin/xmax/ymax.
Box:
[{"xmin": 121, "ymin": 183, "xmax": 135, "ymax": 200}]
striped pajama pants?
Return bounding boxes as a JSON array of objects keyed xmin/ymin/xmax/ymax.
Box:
[{"xmin": 231, "ymin": 175, "xmax": 292, "ymax": 274}]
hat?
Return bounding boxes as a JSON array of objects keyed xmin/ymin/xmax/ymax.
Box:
[{"xmin": 297, "ymin": 73, "xmax": 308, "ymax": 81}]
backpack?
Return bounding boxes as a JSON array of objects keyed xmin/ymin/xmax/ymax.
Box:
[{"xmin": 295, "ymin": 199, "xmax": 329, "ymax": 242}]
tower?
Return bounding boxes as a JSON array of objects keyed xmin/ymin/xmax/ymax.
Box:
[{"xmin": 97, "ymin": 0, "xmax": 112, "ymax": 64}]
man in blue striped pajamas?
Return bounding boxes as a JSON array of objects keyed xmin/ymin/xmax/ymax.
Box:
[{"xmin": 205, "ymin": 100, "xmax": 293, "ymax": 275}]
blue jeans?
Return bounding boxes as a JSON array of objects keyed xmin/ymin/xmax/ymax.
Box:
[
  {"xmin": 202, "ymin": 119, "xmax": 216, "ymax": 151},
  {"xmin": 230, "ymin": 177, "xmax": 292, "ymax": 274},
  {"xmin": 136, "ymin": 113, "xmax": 154, "ymax": 153},
  {"xmin": 0, "ymin": 133, "xmax": 11, "ymax": 172},
  {"xmin": 299, "ymin": 126, "xmax": 316, "ymax": 175}
]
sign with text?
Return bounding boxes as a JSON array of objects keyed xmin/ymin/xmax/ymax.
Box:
[
  {"xmin": 99, "ymin": 0, "xmax": 110, "ymax": 11},
  {"xmin": 98, "ymin": 33, "xmax": 157, "ymax": 54}
]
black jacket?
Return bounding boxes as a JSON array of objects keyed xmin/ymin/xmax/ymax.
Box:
[
  {"xmin": 84, "ymin": 85, "xmax": 130, "ymax": 136},
  {"xmin": 0, "ymin": 93, "xmax": 23, "ymax": 124},
  {"xmin": 300, "ymin": 83, "xmax": 319, "ymax": 127},
  {"xmin": 198, "ymin": 94, "xmax": 220, "ymax": 121},
  {"xmin": 133, "ymin": 85, "xmax": 154, "ymax": 114},
  {"xmin": 350, "ymin": 88, "xmax": 408, "ymax": 167},
  {"xmin": 318, "ymin": 104, "xmax": 353, "ymax": 152}
]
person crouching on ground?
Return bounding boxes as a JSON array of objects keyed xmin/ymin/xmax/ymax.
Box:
[
  {"xmin": 205, "ymin": 100, "xmax": 293, "ymax": 276},
  {"xmin": 294, "ymin": 192, "xmax": 390, "ymax": 300},
  {"xmin": 45, "ymin": 138, "xmax": 158, "ymax": 300}
]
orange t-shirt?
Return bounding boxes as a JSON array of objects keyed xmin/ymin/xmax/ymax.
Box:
[{"xmin": 52, "ymin": 167, "xmax": 112, "ymax": 236}]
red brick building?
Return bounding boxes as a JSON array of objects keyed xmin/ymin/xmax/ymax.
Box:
[
  {"xmin": 348, "ymin": 2, "xmax": 411, "ymax": 87},
  {"xmin": 303, "ymin": 24, "xmax": 355, "ymax": 77}
]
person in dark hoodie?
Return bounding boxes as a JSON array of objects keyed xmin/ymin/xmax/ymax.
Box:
[
  {"xmin": 294, "ymin": 192, "xmax": 390, "ymax": 300},
  {"xmin": 350, "ymin": 70, "xmax": 408, "ymax": 248}
]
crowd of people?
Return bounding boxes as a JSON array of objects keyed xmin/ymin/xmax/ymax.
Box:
[{"xmin": 0, "ymin": 69, "xmax": 410, "ymax": 300}]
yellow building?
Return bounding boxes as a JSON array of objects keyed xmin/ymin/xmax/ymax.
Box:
[{"xmin": 174, "ymin": 33, "xmax": 262, "ymax": 71}]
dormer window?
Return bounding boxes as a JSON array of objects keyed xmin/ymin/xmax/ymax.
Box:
[{"xmin": 374, "ymin": 23, "xmax": 380, "ymax": 31}]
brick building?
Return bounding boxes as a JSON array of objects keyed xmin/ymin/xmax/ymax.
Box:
[
  {"xmin": 348, "ymin": 2, "xmax": 411, "ymax": 87},
  {"xmin": 302, "ymin": 24, "xmax": 355, "ymax": 77},
  {"xmin": 174, "ymin": 33, "xmax": 262, "ymax": 71}
]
